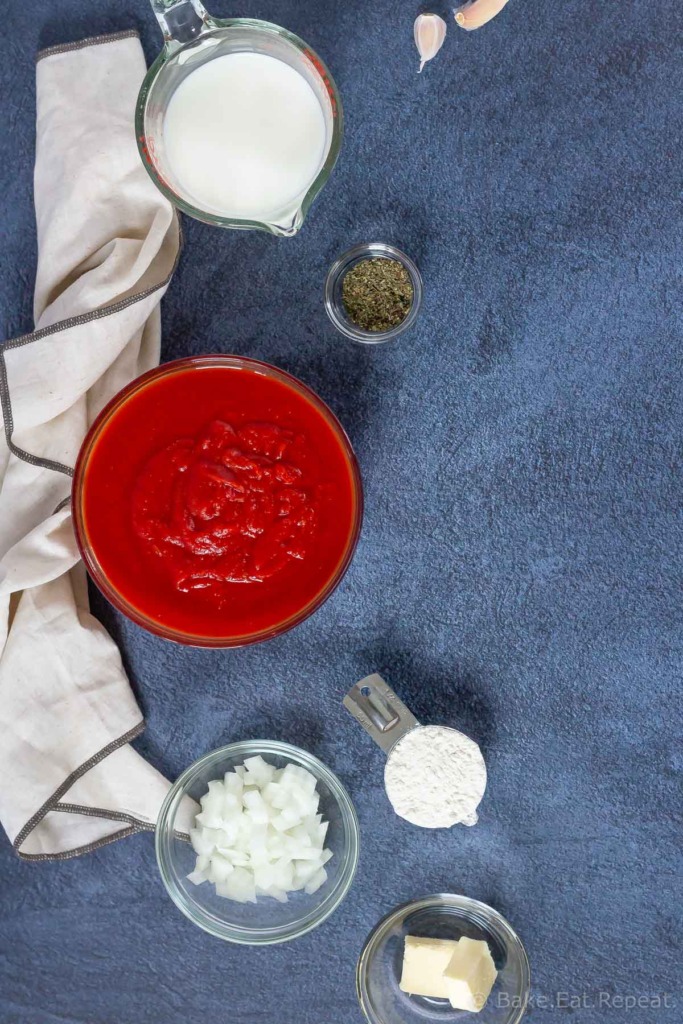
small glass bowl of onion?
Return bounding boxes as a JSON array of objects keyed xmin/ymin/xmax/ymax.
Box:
[{"xmin": 156, "ymin": 740, "xmax": 360, "ymax": 944}]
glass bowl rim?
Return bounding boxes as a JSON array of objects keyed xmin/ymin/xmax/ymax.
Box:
[
  {"xmin": 135, "ymin": 18, "xmax": 344, "ymax": 236},
  {"xmin": 155, "ymin": 739, "xmax": 360, "ymax": 944},
  {"xmin": 72, "ymin": 354, "xmax": 363, "ymax": 648},
  {"xmin": 356, "ymin": 893, "xmax": 531, "ymax": 1024},
  {"xmin": 324, "ymin": 242, "xmax": 424, "ymax": 344}
]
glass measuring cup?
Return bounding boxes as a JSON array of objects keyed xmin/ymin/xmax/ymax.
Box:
[{"xmin": 136, "ymin": 0, "xmax": 343, "ymax": 236}]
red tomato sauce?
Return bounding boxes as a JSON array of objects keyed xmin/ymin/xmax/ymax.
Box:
[{"xmin": 78, "ymin": 362, "xmax": 359, "ymax": 642}]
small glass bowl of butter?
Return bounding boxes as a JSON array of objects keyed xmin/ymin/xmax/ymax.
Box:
[{"xmin": 357, "ymin": 894, "xmax": 530, "ymax": 1024}]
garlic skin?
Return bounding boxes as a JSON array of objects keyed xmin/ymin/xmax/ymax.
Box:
[
  {"xmin": 414, "ymin": 14, "xmax": 447, "ymax": 73},
  {"xmin": 454, "ymin": 0, "xmax": 511, "ymax": 31}
]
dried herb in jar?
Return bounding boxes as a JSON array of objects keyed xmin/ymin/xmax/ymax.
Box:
[{"xmin": 341, "ymin": 258, "xmax": 414, "ymax": 333}]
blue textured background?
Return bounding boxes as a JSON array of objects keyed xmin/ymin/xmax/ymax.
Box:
[{"xmin": 1, "ymin": 1, "xmax": 682, "ymax": 1022}]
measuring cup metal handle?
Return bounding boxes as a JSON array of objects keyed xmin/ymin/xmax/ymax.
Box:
[
  {"xmin": 149, "ymin": 0, "xmax": 215, "ymax": 50},
  {"xmin": 343, "ymin": 674, "xmax": 420, "ymax": 754}
]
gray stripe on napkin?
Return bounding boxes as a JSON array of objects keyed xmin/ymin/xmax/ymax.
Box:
[
  {"xmin": 14, "ymin": 714, "xmax": 192, "ymax": 860},
  {"xmin": 14, "ymin": 722, "xmax": 149, "ymax": 861},
  {"xmin": 0, "ymin": 351, "xmax": 74, "ymax": 477},
  {"xmin": 37, "ymin": 30, "xmax": 140, "ymax": 63},
  {"xmin": 0, "ymin": 230, "xmax": 182, "ymax": 479}
]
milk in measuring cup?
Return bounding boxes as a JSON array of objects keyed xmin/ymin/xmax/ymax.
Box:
[{"xmin": 162, "ymin": 52, "xmax": 327, "ymax": 222}]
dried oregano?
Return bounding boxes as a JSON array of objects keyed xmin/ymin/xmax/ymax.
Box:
[{"xmin": 341, "ymin": 258, "xmax": 414, "ymax": 333}]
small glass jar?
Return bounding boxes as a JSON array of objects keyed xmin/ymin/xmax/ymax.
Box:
[{"xmin": 325, "ymin": 243, "xmax": 423, "ymax": 344}]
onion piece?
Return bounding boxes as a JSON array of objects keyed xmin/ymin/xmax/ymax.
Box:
[{"xmin": 304, "ymin": 867, "xmax": 328, "ymax": 895}]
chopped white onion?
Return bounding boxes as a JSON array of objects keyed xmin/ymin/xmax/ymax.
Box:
[{"xmin": 187, "ymin": 757, "xmax": 333, "ymax": 904}]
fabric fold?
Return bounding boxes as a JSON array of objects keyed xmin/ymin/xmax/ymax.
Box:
[{"xmin": 0, "ymin": 32, "xmax": 183, "ymax": 859}]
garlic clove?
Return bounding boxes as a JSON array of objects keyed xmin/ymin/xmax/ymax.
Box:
[
  {"xmin": 454, "ymin": 0, "xmax": 511, "ymax": 31},
  {"xmin": 414, "ymin": 14, "xmax": 447, "ymax": 74}
]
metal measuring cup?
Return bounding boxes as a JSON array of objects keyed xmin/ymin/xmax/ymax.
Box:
[{"xmin": 344, "ymin": 674, "xmax": 486, "ymax": 828}]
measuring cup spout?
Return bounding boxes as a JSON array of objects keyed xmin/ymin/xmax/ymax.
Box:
[
  {"xmin": 149, "ymin": 0, "xmax": 213, "ymax": 49},
  {"xmin": 268, "ymin": 207, "xmax": 305, "ymax": 238}
]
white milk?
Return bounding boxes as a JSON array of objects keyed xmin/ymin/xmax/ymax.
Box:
[{"xmin": 162, "ymin": 52, "xmax": 327, "ymax": 222}]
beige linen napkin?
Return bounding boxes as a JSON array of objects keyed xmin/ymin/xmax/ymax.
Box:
[{"xmin": 0, "ymin": 31, "xmax": 182, "ymax": 859}]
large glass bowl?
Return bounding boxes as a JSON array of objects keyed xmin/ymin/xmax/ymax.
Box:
[
  {"xmin": 72, "ymin": 355, "xmax": 363, "ymax": 647},
  {"xmin": 156, "ymin": 740, "xmax": 360, "ymax": 944},
  {"xmin": 357, "ymin": 894, "xmax": 530, "ymax": 1024}
]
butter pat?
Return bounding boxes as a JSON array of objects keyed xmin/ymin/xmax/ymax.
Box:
[
  {"xmin": 443, "ymin": 937, "xmax": 498, "ymax": 1012},
  {"xmin": 399, "ymin": 936, "xmax": 459, "ymax": 998}
]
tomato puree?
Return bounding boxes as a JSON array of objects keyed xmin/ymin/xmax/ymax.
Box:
[{"xmin": 77, "ymin": 360, "xmax": 360, "ymax": 643}]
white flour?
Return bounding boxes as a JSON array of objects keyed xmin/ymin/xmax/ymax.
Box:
[{"xmin": 384, "ymin": 725, "xmax": 487, "ymax": 829}]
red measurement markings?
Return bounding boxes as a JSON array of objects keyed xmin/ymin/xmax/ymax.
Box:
[
  {"xmin": 303, "ymin": 50, "xmax": 338, "ymax": 117},
  {"xmin": 138, "ymin": 134, "xmax": 173, "ymax": 194}
]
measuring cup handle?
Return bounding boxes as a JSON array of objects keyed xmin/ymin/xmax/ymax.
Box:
[
  {"xmin": 149, "ymin": 0, "xmax": 215, "ymax": 49},
  {"xmin": 343, "ymin": 674, "xmax": 420, "ymax": 754}
]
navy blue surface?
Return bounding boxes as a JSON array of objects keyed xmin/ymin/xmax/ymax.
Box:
[{"xmin": 1, "ymin": 1, "xmax": 682, "ymax": 1022}]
